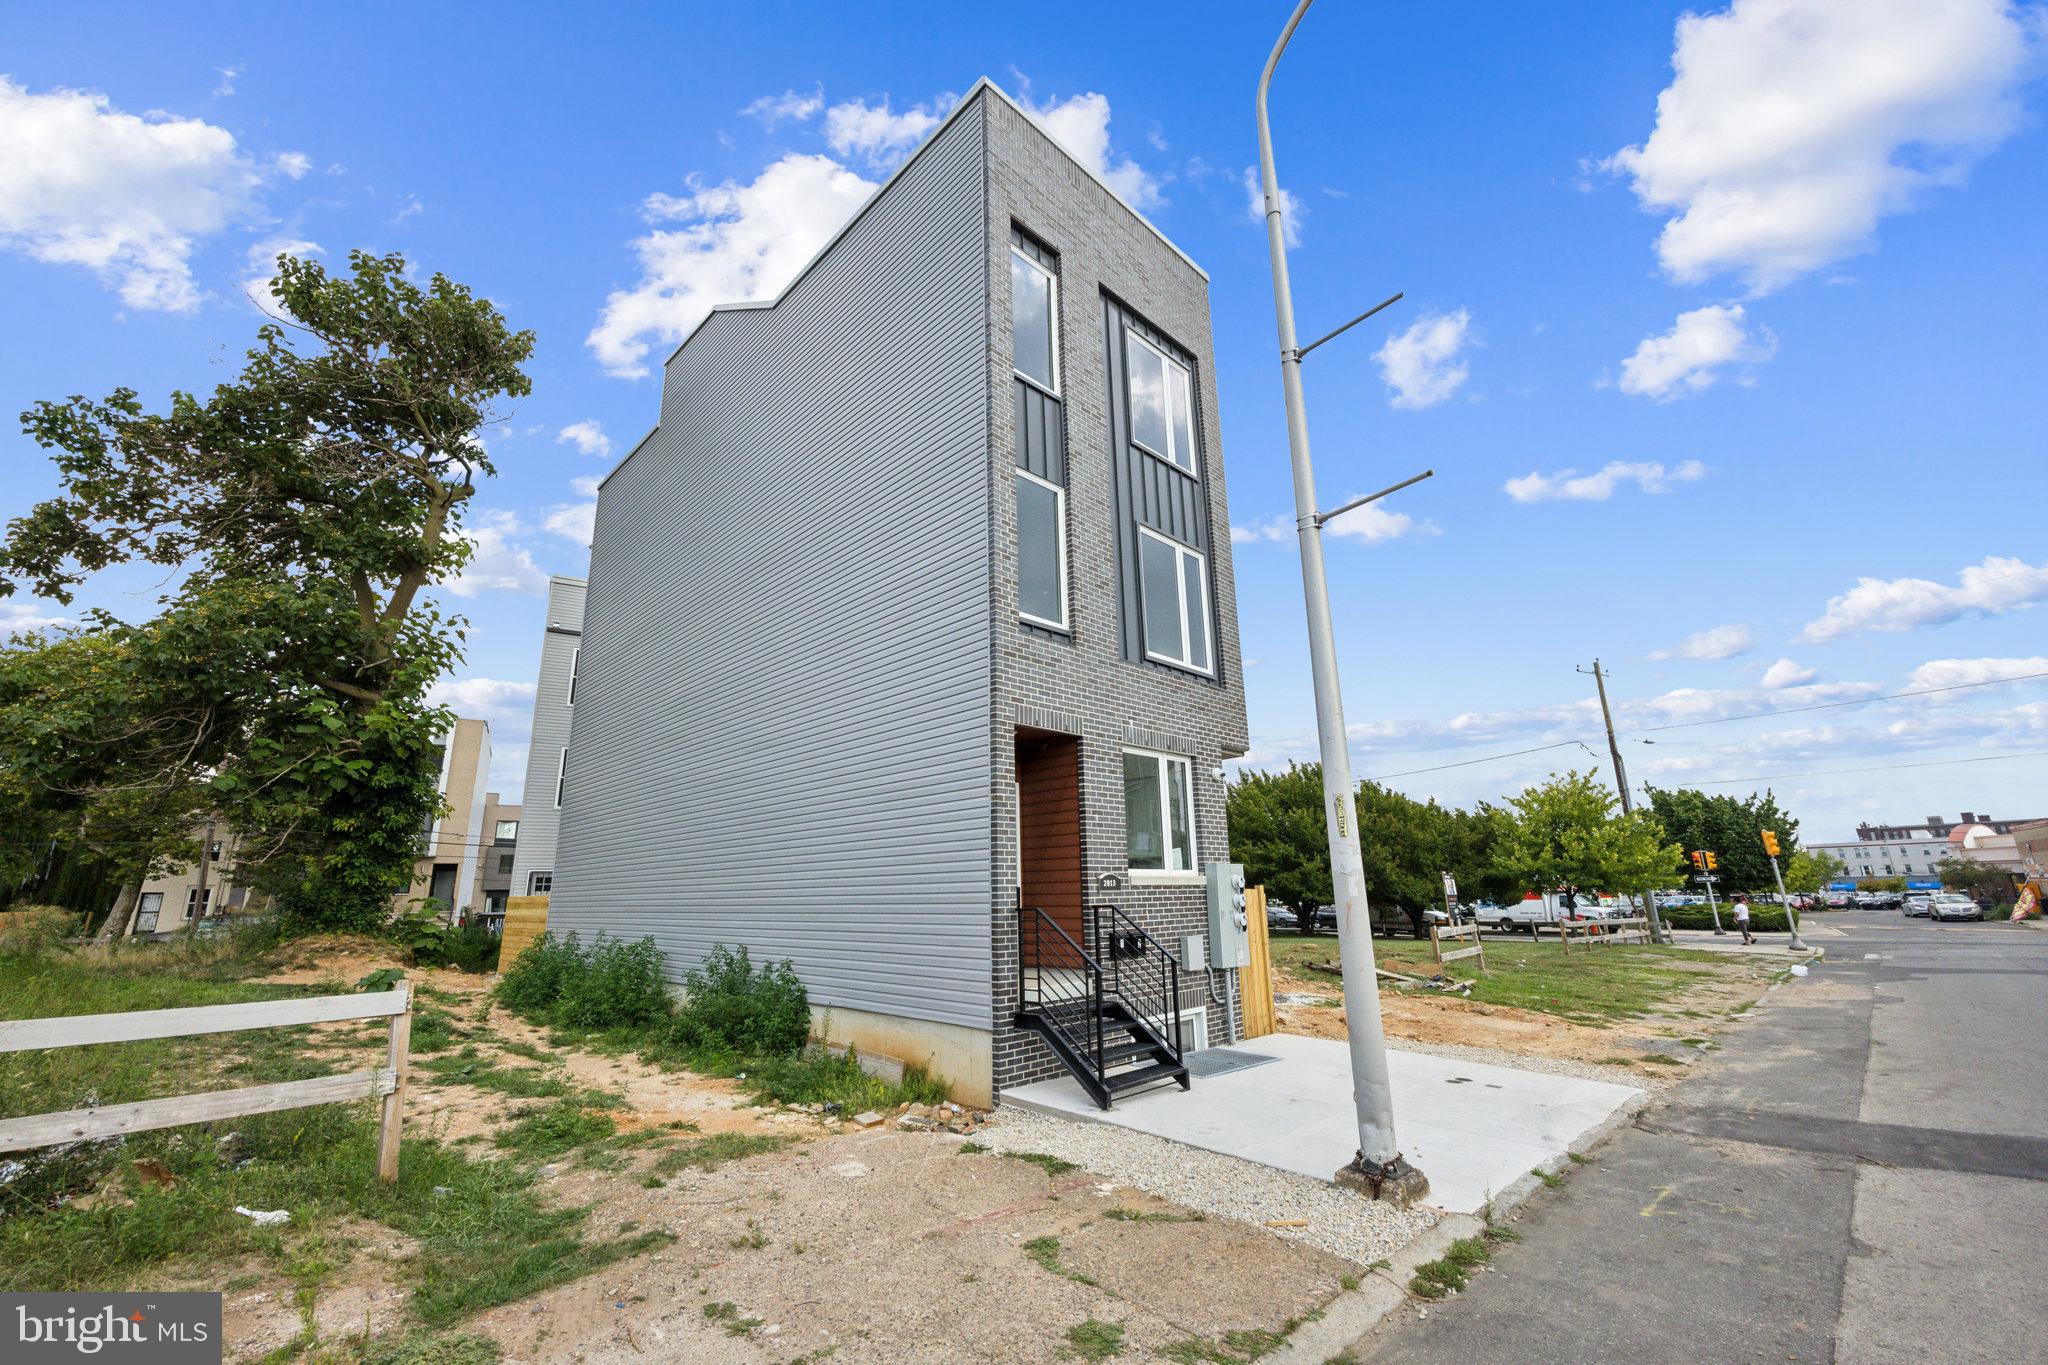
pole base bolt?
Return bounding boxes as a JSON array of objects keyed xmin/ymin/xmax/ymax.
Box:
[{"xmin": 1335, "ymin": 1153, "xmax": 1430, "ymax": 1206}]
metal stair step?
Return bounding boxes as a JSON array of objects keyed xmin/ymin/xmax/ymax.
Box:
[{"xmin": 1104, "ymin": 1060, "xmax": 1188, "ymax": 1093}]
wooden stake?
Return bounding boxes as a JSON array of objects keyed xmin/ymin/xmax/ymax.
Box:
[{"xmin": 376, "ymin": 984, "xmax": 411, "ymax": 1184}]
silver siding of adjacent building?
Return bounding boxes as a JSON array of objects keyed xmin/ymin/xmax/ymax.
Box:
[
  {"xmin": 508, "ymin": 576, "xmax": 585, "ymax": 896},
  {"xmin": 547, "ymin": 99, "xmax": 994, "ymax": 1031}
]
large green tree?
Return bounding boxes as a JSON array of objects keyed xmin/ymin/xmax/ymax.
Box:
[
  {"xmin": 1645, "ymin": 786, "xmax": 1804, "ymax": 893},
  {"xmin": 1494, "ymin": 769, "xmax": 1682, "ymax": 900},
  {"xmin": 1935, "ymin": 854, "xmax": 2016, "ymax": 901},
  {"xmin": 1, "ymin": 251, "xmax": 533, "ymax": 932}
]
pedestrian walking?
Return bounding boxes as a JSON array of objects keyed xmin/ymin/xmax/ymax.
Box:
[{"xmin": 1733, "ymin": 894, "xmax": 1755, "ymax": 945}]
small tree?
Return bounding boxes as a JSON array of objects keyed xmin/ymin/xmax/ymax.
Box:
[
  {"xmin": 1228, "ymin": 765, "xmax": 1332, "ymax": 932},
  {"xmin": 3, "ymin": 251, "xmax": 533, "ymax": 933},
  {"xmin": 1935, "ymin": 855, "xmax": 2016, "ymax": 902},
  {"xmin": 1494, "ymin": 770, "xmax": 1682, "ymax": 903},
  {"xmin": 1782, "ymin": 849, "xmax": 1845, "ymax": 898}
]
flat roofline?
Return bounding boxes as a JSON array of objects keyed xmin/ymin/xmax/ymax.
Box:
[{"xmin": 655, "ymin": 76, "xmax": 1206, "ymax": 373}]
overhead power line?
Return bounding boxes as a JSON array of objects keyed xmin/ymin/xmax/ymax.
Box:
[{"xmin": 1681, "ymin": 748, "xmax": 2048, "ymax": 788}]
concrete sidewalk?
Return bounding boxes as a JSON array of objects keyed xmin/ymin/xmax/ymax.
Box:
[
  {"xmin": 1004, "ymin": 1032, "xmax": 1644, "ymax": 1215},
  {"xmin": 1667, "ymin": 922, "xmax": 1840, "ymax": 956}
]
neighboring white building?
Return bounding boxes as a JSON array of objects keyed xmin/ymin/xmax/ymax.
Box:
[
  {"xmin": 1811, "ymin": 810, "xmax": 2044, "ymax": 882},
  {"xmin": 508, "ymin": 575, "xmax": 583, "ymax": 898}
]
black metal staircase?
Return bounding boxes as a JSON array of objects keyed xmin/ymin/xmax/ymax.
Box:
[{"xmin": 1015, "ymin": 904, "xmax": 1190, "ymax": 1109}]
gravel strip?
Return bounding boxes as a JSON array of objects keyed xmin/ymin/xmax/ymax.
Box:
[
  {"xmin": 977, "ymin": 1105, "xmax": 1436, "ymax": 1265},
  {"xmin": 1389, "ymin": 1037, "xmax": 1675, "ymax": 1089}
]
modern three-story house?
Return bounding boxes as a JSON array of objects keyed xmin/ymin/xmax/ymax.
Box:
[{"xmin": 546, "ymin": 79, "xmax": 1250, "ymax": 1105}]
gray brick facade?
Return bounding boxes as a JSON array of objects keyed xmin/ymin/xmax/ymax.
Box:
[{"xmin": 979, "ymin": 93, "xmax": 1251, "ymax": 1093}]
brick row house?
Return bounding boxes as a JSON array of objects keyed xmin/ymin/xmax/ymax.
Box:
[{"xmin": 543, "ymin": 80, "xmax": 1250, "ymax": 1106}]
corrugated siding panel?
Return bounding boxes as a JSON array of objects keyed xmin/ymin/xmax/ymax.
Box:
[
  {"xmin": 1012, "ymin": 381, "xmax": 1065, "ymax": 482},
  {"xmin": 547, "ymin": 101, "xmax": 995, "ymax": 1032},
  {"xmin": 508, "ymin": 578, "xmax": 585, "ymax": 895}
]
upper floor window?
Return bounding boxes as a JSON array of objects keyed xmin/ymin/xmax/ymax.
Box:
[
  {"xmin": 567, "ymin": 647, "xmax": 579, "ymax": 705},
  {"xmin": 495, "ymin": 819, "xmax": 519, "ymax": 841},
  {"xmin": 1125, "ymin": 332, "xmax": 1196, "ymax": 474},
  {"xmin": 1011, "ymin": 246, "xmax": 1059, "ymax": 395},
  {"xmin": 1137, "ymin": 527, "xmax": 1213, "ymax": 674},
  {"xmin": 1016, "ymin": 470, "xmax": 1068, "ymax": 630},
  {"xmin": 554, "ymin": 748, "xmax": 567, "ymax": 809}
]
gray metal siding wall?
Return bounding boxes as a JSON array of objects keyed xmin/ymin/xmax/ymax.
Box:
[
  {"xmin": 548, "ymin": 100, "xmax": 995, "ymax": 1032},
  {"xmin": 508, "ymin": 576, "xmax": 585, "ymax": 895},
  {"xmin": 979, "ymin": 95, "xmax": 1251, "ymax": 1093}
]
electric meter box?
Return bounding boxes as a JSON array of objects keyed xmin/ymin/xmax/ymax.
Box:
[{"xmin": 1205, "ymin": 861, "xmax": 1250, "ymax": 969}]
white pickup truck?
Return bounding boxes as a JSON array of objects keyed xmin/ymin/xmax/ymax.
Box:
[{"xmin": 1483, "ymin": 892, "xmax": 1619, "ymax": 934}]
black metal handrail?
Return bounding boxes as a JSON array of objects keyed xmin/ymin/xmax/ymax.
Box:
[
  {"xmin": 1018, "ymin": 906, "xmax": 1104, "ymax": 1077},
  {"xmin": 1088, "ymin": 904, "xmax": 1184, "ymax": 1063}
]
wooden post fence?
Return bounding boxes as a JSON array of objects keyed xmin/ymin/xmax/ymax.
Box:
[
  {"xmin": 0, "ymin": 985, "xmax": 413, "ymax": 1182},
  {"xmin": 1556, "ymin": 917, "xmax": 1652, "ymax": 952},
  {"xmin": 1430, "ymin": 921, "xmax": 1486, "ymax": 972},
  {"xmin": 1241, "ymin": 886, "xmax": 1277, "ymax": 1038}
]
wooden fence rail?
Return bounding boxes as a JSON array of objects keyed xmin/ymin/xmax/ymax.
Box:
[
  {"xmin": 1430, "ymin": 921, "xmax": 1487, "ymax": 971},
  {"xmin": 1556, "ymin": 917, "xmax": 1652, "ymax": 951},
  {"xmin": 0, "ymin": 986, "xmax": 412, "ymax": 1181}
]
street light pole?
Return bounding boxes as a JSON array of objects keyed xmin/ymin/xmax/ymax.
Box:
[
  {"xmin": 1583, "ymin": 659, "xmax": 1671, "ymax": 944},
  {"xmin": 1257, "ymin": 0, "xmax": 1427, "ymax": 1205},
  {"xmin": 1767, "ymin": 852, "xmax": 1810, "ymax": 952}
]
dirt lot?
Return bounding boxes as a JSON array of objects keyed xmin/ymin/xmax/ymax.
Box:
[{"xmin": 191, "ymin": 939, "xmax": 1357, "ymax": 1361}]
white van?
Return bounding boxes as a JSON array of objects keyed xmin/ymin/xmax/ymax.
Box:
[{"xmin": 1486, "ymin": 892, "xmax": 1612, "ymax": 934}]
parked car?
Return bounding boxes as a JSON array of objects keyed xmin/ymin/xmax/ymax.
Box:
[
  {"xmin": 1928, "ymin": 893, "xmax": 1982, "ymax": 923},
  {"xmin": 1902, "ymin": 892, "xmax": 1933, "ymax": 917},
  {"xmin": 1265, "ymin": 901, "xmax": 1295, "ymax": 930},
  {"xmin": 1825, "ymin": 891, "xmax": 1853, "ymax": 909},
  {"xmin": 1485, "ymin": 892, "xmax": 1608, "ymax": 934}
]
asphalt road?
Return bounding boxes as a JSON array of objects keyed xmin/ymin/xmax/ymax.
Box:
[{"xmin": 1355, "ymin": 912, "xmax": 2048, "ymax": 1364}]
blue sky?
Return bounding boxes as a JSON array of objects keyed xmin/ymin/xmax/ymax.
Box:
[{"xmin": 4, "ymin": 1, "xmax": 2045, "ymax": 840}]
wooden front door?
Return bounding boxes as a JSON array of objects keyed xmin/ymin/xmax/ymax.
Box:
[{"xmin": 1016, "ymin": 729, "xmax": 1083, "ymax": 958}]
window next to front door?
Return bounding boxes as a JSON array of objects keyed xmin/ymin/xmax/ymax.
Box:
[{"xmin": 1124, "ymin": 748, "xmax": 1195, "ymax": 873}]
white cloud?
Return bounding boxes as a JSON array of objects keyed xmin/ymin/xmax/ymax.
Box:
[
  {"xmin": 1244, "ymin": 166, "xmax": 1303, "ymax": 246},
  {"xmin": 1232, "ymin": 506, "xmax": 1433, "ymax": 546},
  {"xmin": 273, "ymin": 150, "xmax": 310, "ymax": 179},
  {"xmin": 0, "ymin": 77, "xmax": 273, "ymax": 311},
  {"xmin": 1651, "ymin": 622, "xmax": 1755, "ymax": 661},
  {"xmin": 1604, "ymin": 0, "xmax": 2040, "ymax": 293},
  {"xmin": 557, "ymin": 420, "xmax": 612, "ymax": 458},
  {"xmin": 212, "ymin": 66, "xmax": 241, "ymax": 99},
  {"xmin": 448, "ymin": 511, "xmax": 548, "ymax": 598},
  {"xmin": 427, "ymin": 676, "xmax": 536, "ymax": 723},
  {"xmin": 1801, "ymin": 556, "xmax": 2048, "ymax": 642},
  {"xmin": 1617, "ymin": 303, "xmax": 1774, "ymax": 400},
  {"xmin": 1, "ymin": 599, "xmax": 73, "ymax": 633},
  {"xmin": 543, "ymin": 477, "xmax": 603, "ymax": 548},
  {"xmin": 1903, "ymin": 656, "xmax": 2048, "ymax": 692},
  {"xmin": 1503, "ymin": 459, "xmax": 1705, "ymax": 503},
  {"xmin": 1020, "ymin": 90, "xmax": 1162, "ymax": 211},
  {"xmin": 742, "ymin": 87, "xmax": 824, "ymax": 128},
  {"xmin": 1761, "ymin": 657, "xmax": 1818, "ymax": 688},
  {"xmin": 587, "ymin": 153, "xmax": 878, "ymax": 378},
  {"xmin": 823, "ymin": 95, "xmax": 946, "ymax": 167},
  {"xmin": 1373, "ymin": 309, "xmax": 1472, "ymax": 410},
  {"xmin": 239, "ymin": 236, "xmax": 320, "ymax": 319}
]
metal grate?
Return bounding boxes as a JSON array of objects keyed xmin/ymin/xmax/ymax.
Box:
[{"xmin": 1181, "ymin": 1047, "xmax": 1278, "ymax": 1079}]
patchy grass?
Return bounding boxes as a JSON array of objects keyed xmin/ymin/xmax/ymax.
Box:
[
  {"xmin": 493, "ymin": 1102, "xmax": 618, "ymax": 1160},
  {"xmin": 1269, "ymin": 934, "xmax": 1769, "ymax": 1026},
  {"xmin": 1103, "ymin": 1206, "xmax": 1205, "ymax": 1224},
  {"xmin": 1408, "ymin": 1224, "xmax": 1518, "ymax": 1301},
  {"xmin": 1063, "ymin": 1318, "xmax": 1125, "ymax": 1360},
  {"xmin": 702, "ymin": 1301, "xmax": 764, "ymax": 1337},
  {"xmin": 650, "ymin": 1131, "xmax": 795, "ymax": 1176},
  {"xmin": 1004, "ymin": 1150, "xmax": 1081, "ymax": 1177},
  {"xmin": 1024, "ymin": 1235, "xmax": 1097, "ymax": 1286}
]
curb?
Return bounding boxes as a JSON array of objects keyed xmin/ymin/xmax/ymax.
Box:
[{"xmin": 1266, "ymin": 1088, "xmax": 1652, "ymax": 1365}]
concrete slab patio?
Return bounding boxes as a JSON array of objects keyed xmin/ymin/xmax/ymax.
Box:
[{"xmin": 1004, "ymin": 1032, "xmax": 1644, "ymax": 1215}]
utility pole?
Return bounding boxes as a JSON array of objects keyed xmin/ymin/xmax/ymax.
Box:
[
  {"xmin": 1258, "ymin": 0, "xmax": 1428, "ymax": 1205},
  {"xmin": 1582, "ymin": 660, "xmax": 1670, "ymax": 943}
]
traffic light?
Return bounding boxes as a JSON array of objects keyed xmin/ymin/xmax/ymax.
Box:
[
  {"xmin": 1705, "ymin": 851, "xmax": 1719, "ymax": 870},
  {"xmin": 1761, "ymin": 830, "xmax": 1781, "ymax": 857},
  {"xmin": 1689, "ymin": 850, "xmax": 1705, "ymax": 871}
]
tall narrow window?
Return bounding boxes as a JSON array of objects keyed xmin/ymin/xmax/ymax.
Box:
[
  {"xmin": 1011, "ymin": 247, "xmax": 1059, "ymax": 394},
  {"xmin": 1123, "ymin": 750, "xmax": 1196, "ymax": 872},
  {"xmin": 1136, "ymin": 528, "xmax": 1213, "ymax": 673},
  {"xmin": 1124, "ymin": 333, "xmax": 1196, "ymax": 473},
  {"xmin": 554, "ymin": 748, "xmax": 566, "ymax": 809},
  {"xmin": 1016, "ymin": 470, "xmax": 1068, "ymax": 630},
  {"xmin": 567, "ymin": 647, "xmax": 579, "ymax": 705}
]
